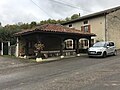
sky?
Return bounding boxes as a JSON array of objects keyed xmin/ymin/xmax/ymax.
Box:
[{"xmin": 0, "ymin": 0, "xmax": 120, "ymax": 26}]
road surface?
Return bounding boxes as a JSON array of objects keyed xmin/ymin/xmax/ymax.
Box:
[{"xmin": 0, "ymin": 53, "xmax": 120, "ymax": 90}]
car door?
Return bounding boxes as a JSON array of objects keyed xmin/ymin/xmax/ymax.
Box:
[
  {"xmin": 109, "ymin": 42, "xmax": 115, "ymax": 53},
  {"xmin": 108, "ymin": 42, "xmax": 115, "ymax": 54},
  {"xmin": 106, "ymin": 43, "xmax": 111, "ymax": 55}
]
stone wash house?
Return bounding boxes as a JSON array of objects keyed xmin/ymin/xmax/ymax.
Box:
[
  {"xmin": 62, "ymin": 6, "xmax": 120, "ymax": 49},
  {"xmin": 15, "ymin": 24, "xmax": 95, "ymax": 58}
]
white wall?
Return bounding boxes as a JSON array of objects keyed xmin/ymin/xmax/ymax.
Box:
[{"xmin": 64, "ymin": 16, "xmax": 105, "ymax": 43}]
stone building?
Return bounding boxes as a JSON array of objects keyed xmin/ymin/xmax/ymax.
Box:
[
  {"xmin": 62, "ymin": 6, "xmax": 120, "ymax": 49},
  {"xmin": 15, "ymin": 24, "xmax": 95, "ymax": 58}
]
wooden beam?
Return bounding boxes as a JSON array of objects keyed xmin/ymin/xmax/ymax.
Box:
[
  {"xmin": 60, "ymin": 38, "xmax": 64, "ymax": 56},
  {"xmin": 76, "ymin": 39, "xmax": 79, "ymax": 54},
  {"xmin": 88, "ymin": 37, "xmax": 92, "ymax": 47}
]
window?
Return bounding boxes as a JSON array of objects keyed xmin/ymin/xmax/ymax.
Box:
[
  {"xmin": 66, "ymin": 40, "xmax": 73, "ymax": 49},
  {"xmin": 91, "ymin": 39, "xmax": 94, "ymax": 46},
  {"xmin": 84, "ymin": 40, "xmax": 88, "ymax": 46},
  {"xmin": 66, "ymin": 41, "xmax": 72, "ymax": 47},
  {"xmin": 84, "ymin": 26, "xmax": 89, "ymax": 32},
  {"xmin": 81, "ymin": 25, "xmax": 91, "ymax": 33},
  {"xmin": 80, "ymin": 39, "xmax": 88, "ymax": 48},
  {"xmin": 69, "ymin": 24, "xmax": 72, "ymax": 27},
  {"xmin": 84, "ymin": 20, "xmax": 88, "ymax": 24}
]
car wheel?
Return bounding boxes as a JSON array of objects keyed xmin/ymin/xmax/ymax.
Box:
[
  {"xmin": 102, "ymin": 52, "xmax": 107, "ymax": 58},
  {"xmin": 113, "ymin": 50, "xmax": 117, "ymax": 56}
]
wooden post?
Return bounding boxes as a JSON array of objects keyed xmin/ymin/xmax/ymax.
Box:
[
  {"xmin": 88, "ymin": 37, "xmax": 91, "ymax": 47},
  {"xmin": 76, "ymin": 39, "xmax": 79, "ymax": 55},
  {"xmin": 24, "ymin": 41, "xmax": 29, "ymax": 58},
  {"xmin": 73, "ymin": 39, "xmax": 76, "ymax": 50},
  {"xmin": 35, "ymin": 34, "xmax": 44, "ymax": 62},
  {"xmin": 60, "ymin": 38, "xmax": 64, "ymax": 58}
]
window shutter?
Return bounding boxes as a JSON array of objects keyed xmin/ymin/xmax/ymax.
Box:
[
  {"xmin": 88, "ymin": 25, "xmax": 91, "ymax": 33},
  {"xmin": 81, "ymin": 26, "xmax": 84, "ymax": 32}
]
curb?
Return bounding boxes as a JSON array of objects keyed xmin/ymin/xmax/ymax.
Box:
[{"xmin": 35, "ymin": 54, "xmax": 88, "ymax": 63}]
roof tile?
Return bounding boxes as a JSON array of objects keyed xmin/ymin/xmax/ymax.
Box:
[{"xmin": 15, "ymin": 24, "xmax": 96, "ymax": 36}]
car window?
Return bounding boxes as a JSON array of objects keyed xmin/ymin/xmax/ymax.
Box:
[
  {"xmin": 106, "ymin": 43, "xmax": 109, "ymax": 46},
  {"xmin": 93, "ymin": 42, "xmax": 105, "ymax": 47},
  {"xmin": 109, "ymin": 42, "xmax": 114, "ymax": 46}
]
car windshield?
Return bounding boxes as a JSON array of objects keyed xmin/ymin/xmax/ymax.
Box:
[{"xmin": 93, "ymin": 42, "xmax": 106, "ymax": 47}]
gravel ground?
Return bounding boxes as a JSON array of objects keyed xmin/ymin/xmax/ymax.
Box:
[
  {"xmin": 0, "ymin": 56, "xmax": 35, "ymax": 70},
  {"xmin": 37, "ymin": 57, "xmax": 120, "ymax": 90},
  {"xmin": 0, "ymin": 51, "xmax": 120, "ymax": 90}
]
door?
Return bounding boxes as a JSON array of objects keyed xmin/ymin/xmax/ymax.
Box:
[{"xmin": 3, "ymin": 42, "xmax": 8, "ymax": 55}]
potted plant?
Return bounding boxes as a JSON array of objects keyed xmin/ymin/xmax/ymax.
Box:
[{"xmin": 34, "ymin": 41, "xmax": 44, "ymax": 62}]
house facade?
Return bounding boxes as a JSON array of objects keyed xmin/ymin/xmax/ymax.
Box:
[{"xmin": 62, "ymin": 6, "xmax": 120, "ymax": 49}]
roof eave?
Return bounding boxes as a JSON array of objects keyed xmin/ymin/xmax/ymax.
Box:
[
  {"xmin": 14, "ymin": 30, "xmax": 96, "ymax": 37},
  {"xmin": 62, "ymin": 6, "xmax": 120, "ymax": 25},
  {"xmin": 62, "ymin": 13, "xmax": 105, "ymax": 25}
]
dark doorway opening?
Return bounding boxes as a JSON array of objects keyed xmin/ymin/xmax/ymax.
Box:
[{"xmin": 3, "ymin": 42, "xmax": 8, "ymax": 55}]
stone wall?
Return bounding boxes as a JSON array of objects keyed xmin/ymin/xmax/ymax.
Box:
[{"xmin": 106, "ymin": 9, "xmax": 120, "ymax": 49}]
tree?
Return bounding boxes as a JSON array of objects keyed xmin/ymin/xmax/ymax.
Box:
[
  {"xmin": 0, "ymin": 22, "xmax": 2, "ymax": 26},
  {"xmin": 30, "ymin": 21, "xmax": 37, "ymax": 28},
  {"xmin": 65, "ymin": 17, "xmax": 71, "ymax": 21},
  {"xmin": 0, "ymin": 13, "xmax": 81, "ymax": 46},
  {"xmin": 20, "ymin": 23, "xmax": 30, "ymax": 29},
  {"xmin": 71, "ymin": 14, "xmax": 80, "ymax": 20},
  {"xmin": 0, "ymin": 24, "xmax": 21, "ymax": 44}
]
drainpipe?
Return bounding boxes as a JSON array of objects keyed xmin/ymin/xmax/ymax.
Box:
[{"xmin": 105, "ymin": 14, "xmax": 107, "ymax": 41}]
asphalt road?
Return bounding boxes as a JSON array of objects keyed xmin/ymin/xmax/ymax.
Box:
[{"xmin": 0, "ymin": 53, "xmax": 120, "ymax": 90}]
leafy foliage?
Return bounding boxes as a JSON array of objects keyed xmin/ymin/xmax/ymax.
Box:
[
  {"xmin": 0, "ymin": 13, "xmax": 80, "ymax": 45},
  {"xmin": 71, "ymin": 14, "xmax": 80, "ymax": 20},
  {"xmin": 40, "ymin": 19, "xmax": 66, "ymax": 25},
  {"xmin": 0, "ymin": 22, "xmax": 37, "ymax": 45},
  {"xmin": 0, "ymin": 25, "xmax": 21, "ymax": 44}
]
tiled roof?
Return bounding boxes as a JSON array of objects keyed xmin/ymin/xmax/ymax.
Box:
[{"xmin": 15, "ymin": 24, "xmax": 96, "ymax": 36}]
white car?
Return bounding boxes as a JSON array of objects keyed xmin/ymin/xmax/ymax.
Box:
[{"xmin": 88, "ymin": 41, "xmax": 117, "ymax": 57}]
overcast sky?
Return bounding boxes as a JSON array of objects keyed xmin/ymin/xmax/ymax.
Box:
[{"xmin": 0, "ymin": 0, "xmax": 120, "ymax": 26}]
